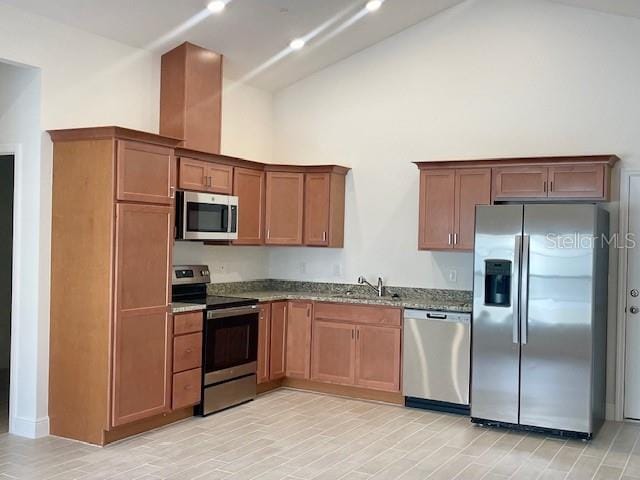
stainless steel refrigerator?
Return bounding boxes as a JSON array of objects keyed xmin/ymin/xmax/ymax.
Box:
[{"xmin": 471, "ymin": 204, "xmax": 608, "ymax": 439}]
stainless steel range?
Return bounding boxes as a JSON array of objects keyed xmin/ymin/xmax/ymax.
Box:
[{"xmin": 172, "ymin": 265, "xmax": 259, "ymax": 416}]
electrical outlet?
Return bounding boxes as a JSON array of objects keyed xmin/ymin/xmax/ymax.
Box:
[
  {"xmin": 448, "ymin": 269, "xmax": 457, "ymax": 283},
  {"xmin": 333, "ymin": 263, "xmax": 343, "ymax": 277}
]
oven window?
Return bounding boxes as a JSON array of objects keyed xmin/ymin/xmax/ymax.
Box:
[
  {"xmin": 187, "ymin": 202, "xmax": 228, "ymax": 233},
  {"xmin": 205, "ymin": 313, "xmax": 258, "ymax": 373}
]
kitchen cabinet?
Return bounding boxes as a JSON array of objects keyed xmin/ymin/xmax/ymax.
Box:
[
  {"xmin": 492, "ymin": 166, "xmax": 548, "ymax": 200},
  {"xmin": 311, "ymin": 320, "xmax": 356, "ymax": 386},
  {"xmin": 233, "ymin": 167, "xmax": 265, "ymax": 245},
  {"xmin": 173, "ymin": 332, "xmax": 203, "ymax": 373},
  {"xmin": 112, "ymin": 203, "xmax": 173, "ymax": 427},
  {"xmin": 116, "ymin": 141, "xmax": 175, "ymax": 205},
  {"xmin": 49, "ymin": 127, "xmax": 182, "ymax": 445},
  {"xmin": 286, "ymin": 301, "xmax": 312, "ymax": 379},
  {"xmin": 547, "ymin": 164, "xmax": 605, "ymax": 199},
  {"xmin": 171, "ymin": 311, "xmax": 203, "ymax": 410},
  {"xmin": 257, "ymin": 303, "xmax": 271, "ymax": 384},
  {"xmin": 311, "ymin": 303, "xmax": 402, "ymax": 393},
  {"xmin": 178, "ymin": 157, "xmax": 233, "ymax": 194},
  {"xmin": 172, "ymin": 368, "xmax": 202, "ymax": 411},
  {"xmin": 418, "ymin": 168, "xmax": 490, "ymax": 251},
  {"xmin": 304, "ymin": 171, "xmax": 347, "ymax": 248},
  {"xmin": 265, "ymin": 171, "xmax": 304, "ymax": 245},
  {"xmin": 160, "ymin": 42, "xmax": 223, "ymax": 154},
  {"xmin": 355, "ymin": 325, "xmax": 401, "ymax": 392},
  {"xmin": 269, "ymin": 301, "xmax": 288, "ymax": 380}
]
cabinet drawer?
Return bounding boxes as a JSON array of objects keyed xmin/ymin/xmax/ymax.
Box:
[
  {"xmin": 314, "ymin": 303, "xmax": 402, "ymax": 327},
  {"xmin": 173, "ymin": 333, "xmax": 202, "ymax": 373},
  {"xmin": 174, "ymin": 311, "xmax": 203, "ymax": 335},
  {"xmin": 172, "ymin": 368, "xmax": 201, "ymax": 410}
]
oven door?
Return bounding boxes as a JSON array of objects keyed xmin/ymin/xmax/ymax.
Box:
[
  {"xmin": 203, "ymin": 305, "xmax": 258, "ymax": 385},
  {"xmin": 178, "ymin": 191, "xmax": 238, "ymax": 241}
]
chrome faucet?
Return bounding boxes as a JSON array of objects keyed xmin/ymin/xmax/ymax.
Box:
[{"xmin": 358, "ymin": 276, "xmax": 385, "ymax": 297}]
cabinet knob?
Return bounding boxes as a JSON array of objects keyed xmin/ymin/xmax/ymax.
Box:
[{"xmin": 186, "ymin": 348, "xmax": 193, "ymax": 354}]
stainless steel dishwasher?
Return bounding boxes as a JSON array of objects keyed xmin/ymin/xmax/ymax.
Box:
[{"xmin": 403, "ymin": 309, "xmax": 471, "ymax": 415}]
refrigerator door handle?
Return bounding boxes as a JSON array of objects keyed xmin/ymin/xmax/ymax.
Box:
[
  {"xmin": 520, "ymin": 234, "xmax": 530, "ymax": 345},
  {"xmin": 513, "ymin": 235, "xmax": 522, "ymax": 344}
]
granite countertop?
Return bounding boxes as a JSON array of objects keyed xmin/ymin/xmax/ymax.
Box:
[
  {"xmin": 226, "ymin": 290, "xmax": 471, "ymax": 312},
  {"xmin": 208, "ymin": 280, "xmax": 472, "ymax": 313},
  {"xmin": 171, "ymin": 302, "xmax": 206, "ymax": 314}
]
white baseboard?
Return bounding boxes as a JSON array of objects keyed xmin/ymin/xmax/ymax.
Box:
[
  {"xmin": 606, "ymin": 402, "xmax": 616, "ymax": 421},
  {"xmin": 10, "ymin": 415, "xmax": 49, "ymax": 438}
]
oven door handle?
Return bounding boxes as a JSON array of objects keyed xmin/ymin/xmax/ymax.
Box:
[{"xmin": 207, "ymin": 305, "xmax": 258, "ymax": 319}]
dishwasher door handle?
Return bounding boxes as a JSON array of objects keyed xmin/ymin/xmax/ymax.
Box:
[{"xmin": 426, "ymin": 313, "xmax": 447, "ymax": 319}]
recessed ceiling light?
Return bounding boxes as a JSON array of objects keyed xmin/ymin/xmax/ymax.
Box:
[
  {"xmin": 365, "ymin": 0, "xmax": 383, "ymax": 12},
  {"xmin": 289, "ymin": 38, "xmax": 306, "ymax": 50},
  {"xmin": 206, "ymin": 0, "xmax": 226, "ymax": 13}
]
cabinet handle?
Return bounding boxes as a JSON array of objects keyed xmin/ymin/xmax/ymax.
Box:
[
  {"xmin": 453, "ymin": 233, "xmax": 458, "ymax": 245},
  {"xmin": 550, "ymin": 181, "xmax": 553, "ymax": 192},
  {"xmin": 185, "ymin": 348, "xmax": 193, "ymax": 354},
  {"xmin": 356, "ymin": 329, "xmax": 360, "ymax": 340},
  {"xmin": 322, "ymin": 232, "xmax": 327, "ymax": 242},
  {"xmin": 267, "ymin": 229, "xmax": 270, "ymax": 240},
  {"xmin": 448, "ymin": 233, "xmax": 452, "ymax": 246},
  {"xmin": 170, "ymin": 186, "xmax": 175, "ymax": 199},
  {"xmin": 543, "ymin": 181, "xmax": 547, "ymax": 193}
]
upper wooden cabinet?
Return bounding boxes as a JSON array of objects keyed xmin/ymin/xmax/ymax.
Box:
[
  {"xmin": 286, "ymin": 301, "xmax": 312, "ymax": 380},
  {"xmin": 233, "ymin": 168, "xmax": 265, "ymax": 245},
  {"xmin": 493, "ymin": 166, "xmax": 547, "ymax": 200},
  {"xmin": 160, "ymin": 42, "xmax": 223, "ymax": 154},
  {"xmin": 416, "ymin": 156, "xmax": 619, "ymax": 252},
  {"xmin": 265, "ymin": 171, "xmax": 305, "ymax": 245},
  {"xmin": 418, "ymin": 168, "xmax": 490, "ymax": 251},
  {"xmin": 304, "ymin": 170, "xmax": 348, "ymax": 248},
  {"xmin": 116, "ymin": 141, "xmax": 175, "ymax": 205},
  {"xmin": 265, "ymin": 166, "xmax": 349, "ymax": 247},
  {"xmin": 178, "ymin": 157, "xmax": 233, "ymax": 194}
]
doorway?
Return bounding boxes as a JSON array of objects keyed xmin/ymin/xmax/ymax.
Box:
[{"xmin": 0, "ymin": 154, "xmax": 13, "ymax": 433}]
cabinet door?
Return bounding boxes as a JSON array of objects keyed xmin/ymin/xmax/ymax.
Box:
[
  {"xmin": 311, "ymin": 321, "xmax": 356, "ymax": 386},
  {"xmin": 269, "ymin": 301, "xmax": 287, "ymax": 380},
  {"xmin": 548, "ymin": 164, "xmax": 604, "ymax": 199},
  {"xmin": 116, "ymin": 141, "xmax": 174, "ymax": 205},
  {"xmin": 207, "ymin": 163, "xmax": 233, "ymax": 195},
  {"xmin": 257, "ymin": 303, "xmax": 271, "ymax": 384},
  {"xmin": 493, "ymin": 166, "xmax": 548, "ymax": 200},
  {"xmin": 454, "ymin": 168, "xmax": 491, "ymax": 250},
  {"xmin": 233, "ymin": 168, "xmax": 265, "ymax": 245},
  {"xmin": 112, "ymin": 203, "xmax": 172, "ymax": 427},
  {"xmin": 355, "ymin": 325, "xmax": 401, "ymax": 392},
  {"xmin": 265, "ymin": 172, "xmax": 304, "ymax": 245},
  {"xmin": 178, "ymin": 158, "xmax": 207, "ymax": 191},
  {"xmin": 286, "ymin": 301, "xmax": 312, "ymax": 379},
  {"xmin": 418, "ymin": 170, "xmax": 455, "ymax": 250},
  {"xmin": 304, "ymin": 173, "xmax": 331, "ymax": 246}
]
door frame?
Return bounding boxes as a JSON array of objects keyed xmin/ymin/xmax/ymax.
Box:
[
  {"xmin": 0, "ymin": 144, "xmax": 20, "ymax": 434},
  {"xmin": 615, "ymin": 168, "xmax": 640, "ymax": 422}
]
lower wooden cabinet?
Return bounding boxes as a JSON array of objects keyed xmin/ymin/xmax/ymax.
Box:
[
  {"xmin": 172, "ymin": 368, "xmax": 202, "ymax": 410},
  {"xmin": 354, "ymin": 325, "xmax": 401, "ymax": 392},
  {"xmin": 173, "ymin": 332, "xmax": 203, "ymax": 373},
  {"xmin": 286, "ymin": 301, "xmax": 313, "ymax": 379},
  {"xmin": 269, "ymin": 301, "xmax": 288, "ymax": 380},
  {"xmin": 311, "ymin": 320, "xmax": 356, "ymax": 385},
  {"xmin": 310, "ymin": 303, "xmax": 402, "ymax": 393},
  {"xmin": 257, "ymin": 303, "xmax": 271, "ymax": 384}
]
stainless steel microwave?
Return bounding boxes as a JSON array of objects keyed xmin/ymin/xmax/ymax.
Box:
[{"xmin": 175, "ymin": 191, "xmax": 238, "ymax": 241}]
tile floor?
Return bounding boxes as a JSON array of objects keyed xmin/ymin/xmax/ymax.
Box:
[{"xmin": 0, "ymin": 389, "xmax": 638, "ymax": 480}]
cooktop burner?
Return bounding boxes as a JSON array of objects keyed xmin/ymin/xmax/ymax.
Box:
[{"xmin": 205, "ymin": 295, "xmax": 258, "ymax": 310}]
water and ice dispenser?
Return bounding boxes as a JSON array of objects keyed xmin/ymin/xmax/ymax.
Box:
[{"xmin": 484, "ymin": 260, "xmax": 512, "ymax": 307}]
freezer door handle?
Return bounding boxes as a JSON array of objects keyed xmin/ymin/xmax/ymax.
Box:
[
  {"xmin": 520, "ymin": 234, "xmax": 530, "ymax": 345},
  {"xmin": 513, "ymin": 235, "xmax": 522, "ymax": 344}
]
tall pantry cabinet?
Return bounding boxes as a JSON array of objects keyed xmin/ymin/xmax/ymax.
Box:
[{"xmin": 48, "ymin": 127, "xmax": 182, "ymax": 445}]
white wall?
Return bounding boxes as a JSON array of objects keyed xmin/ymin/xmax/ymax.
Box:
[
  {"xmin": 0, "ymin": 2, "xmax": 275, "ymax": 437},
  {"xmin": 270, "ymin": 0, "xmax": 640, "ymax": 416},
  {"xmin": 0, "ymin": 61, "xmax": 44, "ymax": 437}
]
